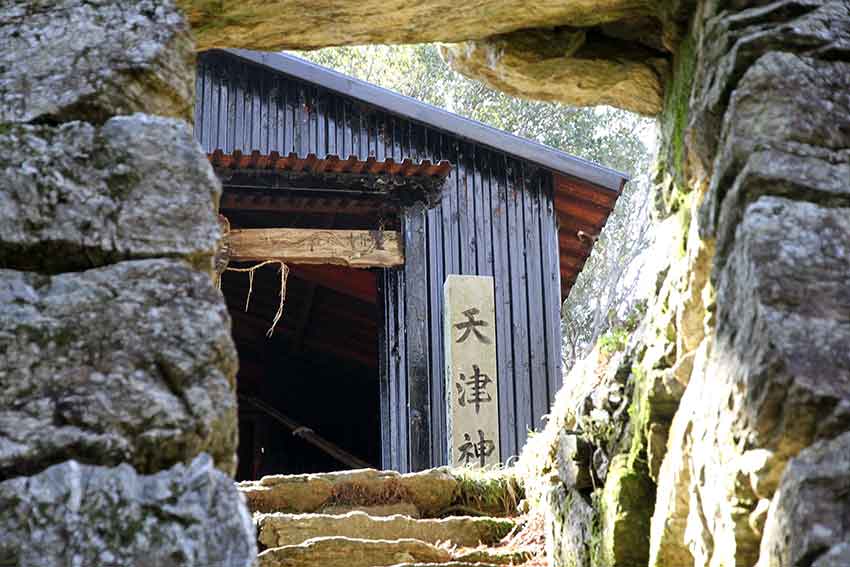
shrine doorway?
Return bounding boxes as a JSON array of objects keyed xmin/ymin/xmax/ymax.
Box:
[{"xmin": 223, "ymin": 261, "xmax": 382, "ymax": 480}]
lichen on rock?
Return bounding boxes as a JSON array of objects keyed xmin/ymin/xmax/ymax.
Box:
[
  {"xmin": 0, "ymin": 115, "xmax": 222, "ymax": 274},
  {"xmin": 0, "ymin": 259, "xmax": 239, "ymax": 479},
  {"xmin": 0, "ymin": 0, "xmax": 195, "ymax": 123},
  {"xmin": 0, "ymin": 454, "xmax": 257, "ymax": 567}
]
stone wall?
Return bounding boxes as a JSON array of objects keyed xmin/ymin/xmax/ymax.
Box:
[{"xmin": 0, "ymin": 2, "xmax": 256, "ymax": 565}]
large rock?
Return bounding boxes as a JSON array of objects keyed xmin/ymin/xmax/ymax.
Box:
[
  {"xmin": 0, "ymin": 454, "xmax": 256, "ymax": 567},
  {"xmin": 257, "ymin": 511, "xmax": 514, "ymax": 548},
  {"xmin": 756, "ymin": 431, "xmax": 850, "ymax": 567},
  {"xmin": 702, "ymin": 51, "xmax": 850, "ymax": 246},
  {"xmin": 0, "ymin": 0, "xmax": 194, "ymax": 123},
  {"xmin": 179, "ymin": 0, "xmax": 658, "ymax": 50},
  {"xmin": 688, "ymin": 0, "xmax": 850, "ymax": 173},
  {"xmin": 0, "ymin": 259, "xmax": 239, "ymax": 480},
  {"xmin": 441, "ymin": 29, "xmax": 667, "ymax": 116},
  {"xmin": 650, "ymin": 197, "xmax": 850, "ymax": 567},
  {"xmin": 0, "ymin": 115, "xmax": 222, "ymax": 273}
]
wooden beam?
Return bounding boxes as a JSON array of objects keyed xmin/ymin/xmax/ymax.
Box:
[{"xmin": 229, "ymin": 228, "xmax": 404, "ymax": 268}]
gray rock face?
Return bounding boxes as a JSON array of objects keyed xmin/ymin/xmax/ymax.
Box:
[
  {"xmin": 0, "ymin": 259, "xmax": 239, "ymax": 480},
  {"xmin": 0, "ymin": 115, "xmax": 221, "ymax": 273},
  {"xmin": 756, "ymin": 431, "xmax": 850, "ymax": 567},
  {"xmin": 0, "ymin": 454, "xmax": 257, "ymax": 567},
  {"xmin": 0, "ymin": 0, "xmax": 194, "ymax": 123},
  {"xmin": 689, "ymin": 0, "xmax": 850, "ymax": 172},
  {"xmin": 714, "ymin": 196, "xmax": 850, "ymax": 488}
]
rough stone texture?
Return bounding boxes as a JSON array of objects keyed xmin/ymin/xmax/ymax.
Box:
[
  {"xmin": 688, "ymin": 0, "xmax": 850, "ymax": 174},
  {"xmin": 257, "ymin": 511, "xmax": 514, "ymax": 549},
  {"xmin": 756, "ymin": 431, "xmax": 850, "ymax": 567},
  {"xmin": 257, "ymin": 536, "xmax": 451, "ymax": 567},
  {"xmin": 0, "ymin": 259, "xmax": 239, "ymax": 480},
  {"xmin": 441, "ymin": 29, "xmax": 667, "ymax": 116},
  {"xmin": 704, "ymin": 51, "xmax": 850, "ymax": 257},
  {"xmin": 0, "ymin": 0, "xmax": 194, "ymax": 123},
  {"xmin": 320, "ymin": 502, "xmax": 421, "ymax": 518},
  {"xmin": 599, "ymin": 455, "xmax": 655, "ymax": 567},
  {"xmin": 0, "ymin": 454, "xmax": 256, "ymax": 567},
  {"xmin": 179, "ymin": 0, "xmax": 657, "ymax": 50},
  {"xmin": 0, "ymin": 115, "xmax": 222, "ymax": 274},
  {"xmin": 545, "ymin": 485, "xmax": 595, "ymax": 567},
  {"xmin": 650, "ymin": 197, "xmax": 850, "ymax": 567},
  {"xmin": 240, "ymin": 468, "xmax": 458, "ymax": 516}
]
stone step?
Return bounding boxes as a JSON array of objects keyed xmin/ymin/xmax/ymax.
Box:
[
  {"xmin": 257, "ymin": 536, "xmax": 451, "ymax": 567},
  {"xmin": 256, "ymin": 511, "xmax": 516, "ymax": 549},
  {"xmin": 239, "ymin": 467, "xmax": 522, "ymax": 518},
  {"xmin": 239, "ymin": 468, "xmax": 457, "ymax": 516}
]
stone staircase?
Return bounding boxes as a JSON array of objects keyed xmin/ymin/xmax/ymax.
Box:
[{"xmin": 237, "ymin": 468, "xmax": 540, "ymax": 567}]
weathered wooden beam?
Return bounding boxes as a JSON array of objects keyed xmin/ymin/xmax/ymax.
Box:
[{"xmin": 228, "ymin": 228, "xmax": 404, "ymax": 268}]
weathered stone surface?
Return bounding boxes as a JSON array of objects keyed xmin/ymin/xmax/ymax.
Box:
[
  {"xmin": 320, "ymin": 502, "xmax": 421, "ymax": 518},
  {"xmin": 0, "ymin": 0, "xmax": 194, "ymax": 123},
  {"xmin": 441, "ymin": 29, "xmax": 667, "ymax": 116},
  {"xmin": 179, "ymin": 0, "xmax": 657, "ymax": 50},
  {"xmin": 0, "ymin": 115, "xmax": 221, "ymax": 273},
  {"xmin": 0, "ymin": 454, "xmax": 256, "ymax": 567},
  {"xmin": 703, "ymin": 52, "xmax": 850, "ymax": 257},
  {"xmin": 545, "ymin": 485, "xmax": 595, "ymax": 567},
  {"xmin": 650, "ymin": 197, "xmax": 850, "ymax": 567},
  {"xmin": 257, "ymin": 536, "xmax": 451, "ymax": 567},
  {"xmin": 240, "ymin": 468, "xmax": 458, "ymax": 516},
  {"xmin": 598, "ymin": 455, "xmax": 654, "ymax": 567},
  {"xmin": 756, "ymin": 431, "xmax": 850, "ymax": 567},
  {"xmin": 689, "ymin": 0, "xmax": 850, "ymax": 173},
  {"xmin": 0, "ymin": 259, "xmax": 239, "ymax": 479},
  {"xmin": 257, "ymin": 511, "xmax": 514, "ymax": 548}
]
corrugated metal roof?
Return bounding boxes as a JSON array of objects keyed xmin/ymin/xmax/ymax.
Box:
[
  {"xmin": 208, "ymin": 150, "xmax": 452, "ymax": 178},
  {"xmin": 217, "ymin": 49, "xmax": 629, "ymax": 193}
]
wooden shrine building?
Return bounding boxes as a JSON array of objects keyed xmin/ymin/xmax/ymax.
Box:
[{"xmin": 194, "ymin": 49, "xmax": 628, "ymax": 477}]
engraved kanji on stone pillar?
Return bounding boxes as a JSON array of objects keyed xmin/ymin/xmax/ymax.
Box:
[{"xmin": 445, "ymin": 275, "xmax": 500, "ymax": 467}]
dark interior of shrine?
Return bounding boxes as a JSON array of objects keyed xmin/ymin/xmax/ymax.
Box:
[{"xmin": 220, "ymin": 208, "xmax": 385, "ymax": 480}]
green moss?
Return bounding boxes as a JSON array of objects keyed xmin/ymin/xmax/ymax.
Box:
[{"xmin": 450, "ymin": 467, "xmax": 524, "ymax": 517}]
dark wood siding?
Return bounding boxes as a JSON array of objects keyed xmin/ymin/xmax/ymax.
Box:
[{"xmin": 197, "ymin": 52, "xmax": 563, "ymax": 471}]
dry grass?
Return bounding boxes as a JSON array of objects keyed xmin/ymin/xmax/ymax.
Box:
[{"xmin": 328, "ymin": 478, "xmax": 411, "ymax": 507}]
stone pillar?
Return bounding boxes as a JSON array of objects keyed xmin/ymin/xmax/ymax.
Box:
[
  {"xmin": 0, "ymin": 2, "xmax": 256, "ymax": 565},
  {"xmin": 444, "ymin": 275, "xmax": 500, "ymax": 467}
]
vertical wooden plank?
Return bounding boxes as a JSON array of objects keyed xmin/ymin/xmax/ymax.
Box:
[
  {"xmin": 284, "ymin": 79, "xmax": 295, "ymax": 153},
  {"xmin": 218, "ymin": 66, "xmax": 230, "ymax": 151},
  {"xmin": 201, "ymin": 63, "xmax": 214, "ymax": 151},
  {"xmin": 456, "ymin": 142, "xmax": 472, "ymax": 274},
  {"xmin": 524, "ymin": 166, "xmax": 550, "ymax": 432},
  {"xmin": 234, "ymin": 67, "xmax": 246, "ymax": 151},
  {"xmin": 506, "ymin": 158, "xmax": 532, "ymax": 449},
  {"xmin": 250, "ymin": 70, "xmax": 261, "ymax": 151},
  {"xmin": 375, "ymin": 113, "xmax": 386, "ymax": 162},
  {"xmin": 378, "ymin": 271, "xmax": 392, "ymax": 469},
  {"xmin": 209, "ymin": 67, "xmax": 221, "ymax": 150},
  {"xmin": 404, "ymin": 203, "xmax": 431, "ymax": 471},
  {"xmin": 193, "ymin": 63, "xmax": 205, "ymax": 146},
  {"xmin": 358, "ymin": 106, "xmax": 368, "ymax": 159},
  {"xmin": 298, "ymin": 84, "xmax": 309, "ymax": 156},
  {"xmin": 395, "ymin": 268, "xmax": 409, "ymax": 472},
  {"xmin": 312, "ymin": 87, "xmax": 323, "ymax": 155},
  {"xmin": 475, "ymin": 148, "xmax": 494, "ymax": 277},
  {"xmin": 257, "ymin": 71, "xmax": 268, "ymax": 153},
  {"xmin": 272, "ymin": 76, "xmax": 283, "ymax": 153},
  {"xmin": 490, "ymin": 154, "xmax": 518, "ymax": 459},
  {"xmin": 441, "ymin": 136, "xmax": 460, "ymax": 277},
  {"xmin": 327, "ymin": 94, "xmax": 337, "ymax": 157},
  {"xmin": 540, "ymin": 174, "xmax": 563, "ymax": 408},
  {"xmin": 225, "ymin": 62, "xmax": 237, "ymax": 153}
]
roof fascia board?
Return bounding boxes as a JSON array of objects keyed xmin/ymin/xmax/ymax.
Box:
[{"xmin": 217, "ymin": 48, "xmax": 628, "ymax": 192}]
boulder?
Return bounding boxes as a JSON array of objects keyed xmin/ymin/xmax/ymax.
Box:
[
  {"xmin": 0, "ymin": 259, "xmax": 239, "ymax": 479},
  {"xmin": 0, "ymin": 0, "xmax": 194, "ymax": 123},
  {"xmin": 545, "ymin": 485, "xmax": 595, "ymax": 567},
  {"xmin": 756, "ymin": 431, "xmax": 850, "ymax": 567},
  {"xmin": 257, "ymin": 511, "xmax": 514, "ymax": 548},
  {"xmin": 179, "ymin": 0, "xmax": 657, "ymax": 50},
  {"xmin": 0, "ymin": 454, "xmax": 256, "ymax": 567},
  {"xmin": 598, "ymin": 455, "xmax": 654, "ymax": 567},
  {"xmin": 441, "ymin": 29, "xmax": 667, "ymax": 116},
  {"xmin": 0, "ymin": 115, "xmax": 221, "ymax": 273}
]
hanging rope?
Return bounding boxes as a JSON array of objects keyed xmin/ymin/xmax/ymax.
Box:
[{"xmin": 224, "ymin": 260, "xmax": 290, "ymax": 337}]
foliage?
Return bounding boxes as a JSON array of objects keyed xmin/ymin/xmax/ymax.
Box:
[{"xmin": 291, "ymin": 44, "xmax": 657, "ymax": 371}]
